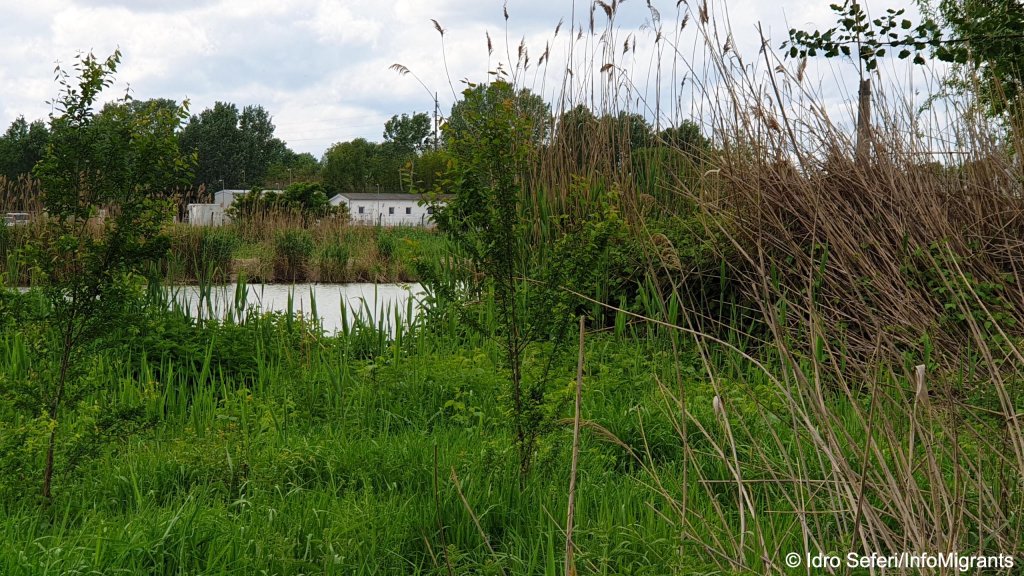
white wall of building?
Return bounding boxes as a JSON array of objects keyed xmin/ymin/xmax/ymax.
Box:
[
  {"xmin": 213, "ymin": 189, "xmax": 250, "ymax": 208},
  {"xmin": 336, "ymin": 196, "xmax": 442, "ymax": 227},
  {"xmin": 188, "ymin": 204, "xmax": 227, "ymax": 226}
]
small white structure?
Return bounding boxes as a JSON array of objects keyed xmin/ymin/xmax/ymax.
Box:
[
  {"xmin": 3, "ymin": 212, "xmax": 31, "ymax": 226},
  {"xmin": 187, "ymin": 188, "xmax": 282, "ymax": 226},
  {"xmin": 187, "ymin": 204, "xmax": 227, "ymax": 226},
  {"xmin": 213, "ymin": 189, "xmax": 257, "ymax": 208},
  {"xmin": 330, "ymin": 193, "xmax": 451, "ymax": 227}
]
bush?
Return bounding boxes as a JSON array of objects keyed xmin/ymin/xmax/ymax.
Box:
[
  {"xmin": 167, "ymin": 226, "xmax": 237, "ymax": 283},
  {"xmin": 199, "ymin": 228, "xmax": 238, "ymax": 283},
  {"xmin": 316, "ymin": 241, "xmax": 351, "ymax": 282},
  {"xmin": 273, "ymin": 229, "xmax": 314, "ymax": 282},
  {"xmin": 376, "ymin": 230, "xmax": 396, "ymax": 262}
]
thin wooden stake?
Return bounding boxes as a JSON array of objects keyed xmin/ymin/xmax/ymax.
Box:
[{"xmin": 565, "ymin": 316, "xmax": 585, "ymax": 576}]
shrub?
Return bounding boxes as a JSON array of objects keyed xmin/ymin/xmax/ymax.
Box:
[
  {"xmin": 376, "ymin": 230, "xmax": 396, "ymax": 263},
  {"xmin": 273, "ymin": 229, "xmax": 314, "ymax": 282},
  {"xmin": 316, "ymin": 241, "xmax": 351, "ymax": 282},
  {"xmin": 166, "ymin": 226, "xmax": 237, "ymax": 283}
]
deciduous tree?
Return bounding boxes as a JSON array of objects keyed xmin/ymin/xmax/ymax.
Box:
[
  {"xmin": 0, "ymin": 116, "xmax": 50, "ymax": 181},
  {"xmin": 384, "ymin": 112, "xmax": 433, "ymax": 153},
  {"xmin": 20, "ymin": 49, "xmax": 192, "ymax": 502}
]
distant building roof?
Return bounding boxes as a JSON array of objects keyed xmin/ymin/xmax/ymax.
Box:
[{"xmin": 336, "ymin": 192, "xmax": 454, "ymax": 202}]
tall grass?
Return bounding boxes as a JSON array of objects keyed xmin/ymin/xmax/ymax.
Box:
[
  {"xmin": 420, "ymin": 0, "xmax": 1024, "ymax": 570},
  {"xmin": 1, "ymin": 1, "xmax": 1022, "ymax": 573}
]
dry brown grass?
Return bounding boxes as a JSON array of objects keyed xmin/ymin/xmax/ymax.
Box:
[{"xmin": 454, "ymin": 0, "xmax": 1024, "ymax": 570}]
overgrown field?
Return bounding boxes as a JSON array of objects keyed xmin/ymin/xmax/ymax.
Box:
[
  {"xmin": 0, "ymin": 269, "xmax": 1020, "ymax": 574},
  {"xmin": 1, "ymin": 0, "xmax": 1023, "ymax": 574}
]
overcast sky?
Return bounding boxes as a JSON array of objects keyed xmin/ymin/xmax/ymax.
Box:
[{"xmin": 0, "ymin": 0, "xmax": 933, "ymax": 158}]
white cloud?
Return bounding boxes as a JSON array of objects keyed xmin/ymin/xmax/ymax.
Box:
[{"xmin": 0, "ymin": 0, "xmax": 945, "ymax": 156}]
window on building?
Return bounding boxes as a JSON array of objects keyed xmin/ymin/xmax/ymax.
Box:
[
  {"xmin": 358, "ymin": 206, "xmax": 364, "ymax": 214},
  {"xmin": 389, "ymin": 207, "xmax": 395, "ymax": 215},
  {"xmin": 405, "ymin": 207, "xmax": 412, "ymax": 214}
]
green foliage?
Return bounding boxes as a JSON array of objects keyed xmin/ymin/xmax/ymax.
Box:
[
  {"xmin": 264, "ymin": 150, "xmax": 321, "ymax": 188},
  {"xmin": 273, "ymin": 229, "xmax": 315, "ymax": 282},
  {"xmin": 435, "ymin": 79, "xmax": 548, "ymax": 474},
  {"xmin": 321, "ymin": 138, "xmax": 407, "ymax": 194},
  {"xmin": 932, "ymin": 0, "xmax": 1024, "ymax": 115},
  {"xmin": 606, "ymin": 111, "xmax": 652, "ymax": 164},
  {"xmin": 445, "ymin": 81, "xmax": 550, "ymax": 154},
  {"xmin": 383, "ymin": 111, "xmax": 434, "ymax": 153},
  {"xmin": 403, "ymin": 148, "xmax": 449, "ymax": 193},
  {"xmin": 179, "ymin": 102, "xmax": 290, "ymax": 189},
  {"xmin": 538, "ymin": 184, "xmax": 641, "ymax": 329},
  {"xmin": 903, "ymin": 240, "xmax": 1017, "ymax": 343},
  {"xmin": 375, "ymin": 230, "xmax": 397, "ymax": 263},
  {"xmin": 783, "ymin": 0, "xmax": 941, "ymax": 71},
  {"xmin": 0, "ymin": 116, "xmax": 49, "ymax": 181},
  {"xmin": 10, "ymin": 49, "xmax": 192, "ymax": 501},
  {"xmin": 657, "ymin": 120, "xmax": 712, "ymax": 162},
  {"xmin": 229, "ymin": 182, "xmax": 340, "ymax": 224}
]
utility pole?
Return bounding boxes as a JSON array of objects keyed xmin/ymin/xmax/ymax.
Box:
[{"xmin": 856, "ymin": 77, "xmax": 871, "ymax": 167}]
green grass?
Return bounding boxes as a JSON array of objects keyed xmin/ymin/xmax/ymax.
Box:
[
  {"xmin": 0, "ymin": 271, "xmax": 1019, "ymax": 574},
  {"xmin": 0, "ymin": 298, "xmax": 690, "ymax": 574}
]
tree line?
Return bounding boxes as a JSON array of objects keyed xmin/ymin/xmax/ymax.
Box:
[{"xmin": 0, "ymin": 87, "xmax": 711, "ymax": 207}]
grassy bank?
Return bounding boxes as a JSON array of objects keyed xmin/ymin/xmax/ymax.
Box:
[
  {"xmin": 163, "ymin": 217, "xmax": 444, "ymax": 285},
  {"xmin": 0, "ymin": 215, "xmax": 444, "ymax": 286}
]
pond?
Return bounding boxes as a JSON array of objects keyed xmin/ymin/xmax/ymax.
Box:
[{"xmin": 167, "ymin": 283, "xmax": 425, "ymax": 335}]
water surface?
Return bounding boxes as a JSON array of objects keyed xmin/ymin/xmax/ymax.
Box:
[{"xmin": 168, "ymin": 282, "xmax": 424, "ymax": 334}]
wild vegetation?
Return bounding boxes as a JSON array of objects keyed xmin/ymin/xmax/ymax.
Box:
[{"xmin": 0, "ymin": 0, "xmax": 1023, "ymax": 574}]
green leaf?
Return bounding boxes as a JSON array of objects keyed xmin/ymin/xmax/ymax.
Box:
[{"xmin": 901, "ymin": 19, "xmax": 911, "ymax": 29}]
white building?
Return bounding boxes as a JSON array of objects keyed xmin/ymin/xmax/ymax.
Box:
[
  {"xmin": 187, "ymin": 188, "xmax": 282, "ymax": 226},
  {"xmin": 213, "ymin": 189, "xmax": 253, "ymax": 208},
  {"xmin": 187, "ymin": 204, "xmax": 227, "ymax": 226},
  {"xmin": 329, "ymin": 193, "xmax": 451, "ymax": 227}
]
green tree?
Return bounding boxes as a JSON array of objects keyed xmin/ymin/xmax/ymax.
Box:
[
  {"xmin": 553, "ymin": 104, "xmax": 599, "ymax": 171},
  {"xmin": 604, "ymin": 111, "xmax": 652, "ymax": 166},
  {"xmin": 405, "ymin": 148, "xmax": 449, "ymax": 192},
  {"xmin": 783, "ymin": 0, "xmax": 942, "ymax": 160},
  {"xmin": 0, "ymin": 116, "xmax": 50, "ymax": 181},
  {"xmin": 20, "ymin": 50, "xmax": 192, "ymax": 501},
  {"xmin": 384, "ymin": 112, "xmax": 433, "ymax": 153},
  {"xmin": 321, "ymin": 138, "xmax": 379, "ymax": 194},
  {"xmin": 445, "ymin": 81, "xmax": 551, "ymax": 156},
  {"xmin": 179, "ymin": 102, "xmax": 288, "ymax": 190},
  {"xmin": 932, "ymin": 0, "xmax": 1024, "ymax": 116},
  {"xmin": 658, "ymin": 120, "xmax": 711, "ymax": 160},
  {"xmin": 435, "ymin": 79, "xmax": 564, "ymax": 477},
  {"xmin": 265, "ymin": 151, "xmax": 320, "ymax": 188},
  {"xmin": 321, "ymin": 138, "xmax": 407, "ymax": 194},
  {"xmin": 240, "ymin": 104, "xmax": 290, "ymax": 184}
]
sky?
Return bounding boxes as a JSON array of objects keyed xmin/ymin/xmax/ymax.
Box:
[{"xmin": 0, "ymin": 0, "xmax": 936, "ymax": 158}]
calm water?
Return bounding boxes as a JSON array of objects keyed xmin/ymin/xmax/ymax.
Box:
[{"xmin": 168, "ymin": 283, "xmax": 425, "ymax": 334}]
